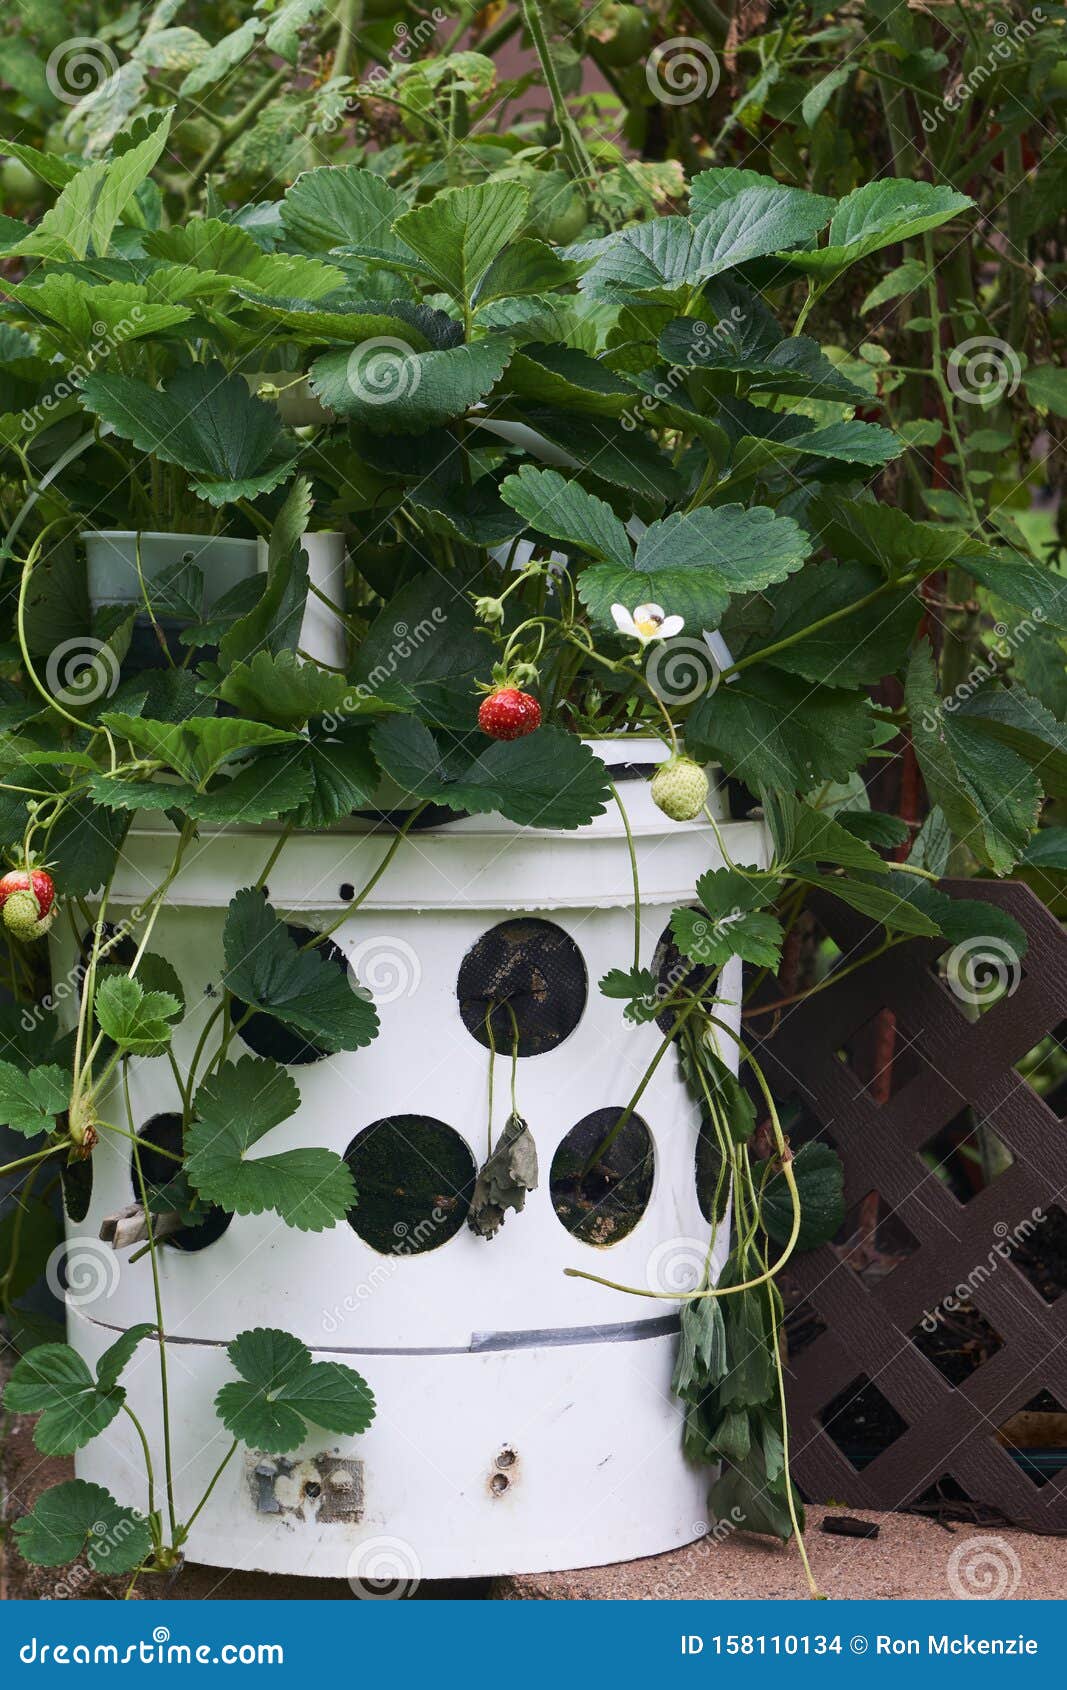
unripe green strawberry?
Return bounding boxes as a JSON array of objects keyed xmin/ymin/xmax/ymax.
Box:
[
  {"xmin": 651, "ymin": 756, "xmax": 709, "ymax": 822},
  {"xmin": 2, "ymin": 887, "xmax": 55, "ymax": 941}
]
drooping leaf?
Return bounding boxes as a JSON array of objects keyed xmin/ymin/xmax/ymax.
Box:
[
  {"xmin": 349, "ymin": 575, "xmax": 494, "ymax": 729},
  {"xmin": 223, "ymin": 889, "xmax": 379, "ymax": 1053},
  {"xmin": 781, "ymin": 180, "xmax": 973, "ymax": 278},
  {"xmin": 761, "ymin": 1142, "xmax": 845, "ymax": 1250},
  {"xmin": 688, "ymin": 668, "xmax": 878, "ymax": 792}
]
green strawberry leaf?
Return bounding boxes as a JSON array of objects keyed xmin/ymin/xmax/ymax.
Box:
[
  {"xmin": 0, "ymin": 1061, "xmax": 69, "ymax": 1138},
  {"xmin": 94, "ymin": 977, "xmax": 182, "ymax": 1053},
  {"xmin": 393, "ymin": 181, "xmax": 529, "ymax": 302},
  {"xmin": 13, "ymin": 1479, "xmax": 153, "ymax": 1573},
  {"xmin": 186, "ymin": 1057, "xmax": 355, "ymax": 1232},
  {"xmin": 223, "ymin": 889, "xmax": 379, "ymax": 1053},
  {"xmin": 761, "ymin": 1142, "xmax": 845, "ymax": 1250},
  {"xmin": 4, "ymin": 1327, "xmax": 155, "ymax": 1456},
  {"xmin": 309, "ymin": 338, "xmax": 511, "ymax": 434},
  {"xmin": 215, "ymin": 1327, "xmax": 375, "ymax": 1453},
  {"xmin": 216, "ymin": 651, "xmax": 350, "ymax": 730}
]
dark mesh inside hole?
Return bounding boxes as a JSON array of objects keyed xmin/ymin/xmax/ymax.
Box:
[
  {"xmin": 344, "ymin": 1116, "xmax": 475, "ymax": 1254},
  {"xmin": 132, "ymin": 1113, "xmax": 232, "ymax": 1252},
  {"xmin": 819, "ymin": 1373, "xmax": 908, "ymax": 1469},
  {"xmin": 997, "ymin": 1390, "xmax": 1067, "ymax": 1488},
  {"xmin": 550, "ymin": 1107, "xmax": 654, "ymax": 1245},
  {"xmin": 62, "ymin": 1156, "xmax": 92, "ymax": 1223},
  {"xmin": 457, "ymin": 919, "xmax": 586, "ymax": 1057},
  {"xmin": 908, "ymin": 1305, "xmax": 1004, "ymax": 1386},
  {"xmin": 652, "ymin": 918, "xmax": 716, "ymax": 1035},
  {"xmin": 232, "ymin": 924, "xmax": 349, "ymax": 1066}
]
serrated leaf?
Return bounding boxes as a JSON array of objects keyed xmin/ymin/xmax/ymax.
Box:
[
  {"xmin": 371, "ymin": 717, "xmax": 611, "ymax": 830},
  {"xmin": 782, "ymin": 181, "xmax": 973, "ymax": 278},
  {"xmin": 214, "ymin": 1327, "xmax": 375, "ymax": 1453},
  {"xmin": 688, "ymin": 668, "xmax": 878, "ymax": 792},
  {"xmin": 217, "ymin": 651, "xmax": 350, "ymax": 730},
  {"xmin": 906, "ymin": 644, "xmax": 1041, "ymax": 872},
  {"xmin": 277, "ymin": 722, "xmax": 379, "ymax": 828},
  {"xmin": 749, "ymin": 562, "xmax": 920, "ymax": 687},
  {"xmin": 13, "ymin": 1480, "xmax": 152, "ymax": 1573},
  {"xmin": 281, "ymin": 166, "xmax": 407, "ymax": 254},
  {"xmin": 672, "ymin": 903, "xmax": 783, "ymax": 970},
  {"xmin": 0, "ymin": 1061, "xmax": 69, "ymax": 1138},
  {"xmin": 223, "ymin": 889, "xmax": 379, "ymax": 1053},
  {"xmin": 393, "ymin": 181, "xmax": 529, "ymax": 302},
  {"xmin": 95, "ymin": 975, "xmax": 181, "ymax": 1053},
  {"xmin": 308, "ymin": 338, "xmax": 510, "ymax": 434},
  {"xmin": 349, "ymin": 574, "xmax": 494, "ymax": 728},
  {"xmin": 187, "ymin": 1056, "xmax": 353, "ymax": 1231},
  {"xmin": 761, "ymin": 1142, "xmax": 844, "ymax": 1250},
  {"xmin": 80, "ymin": 362, "xmax": 300, "ymax": 507},
  {"xmin": 580, "ymin": 505, "xmax": 811, "ymax": 631},
  {"xmin": 498, "ymin": 466, "xmax": 632, "ymax": 568},
  {"xmin": 3, "ymin": 1328, "xmax": 154, "ymax": 1456}
]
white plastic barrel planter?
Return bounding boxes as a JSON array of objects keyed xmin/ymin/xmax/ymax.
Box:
[{"xmin": 53, "ymin": 740, "xmax": 767, "ymax": 1581}]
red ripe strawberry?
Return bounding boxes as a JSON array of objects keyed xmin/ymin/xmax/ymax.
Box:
[
  {"xmin": 0, "ymin": 867, "xmax": 55, "ymax": 918},
  {"xmin": 478, "ymin": 688, "xmax": 542, "ymax": 741}
]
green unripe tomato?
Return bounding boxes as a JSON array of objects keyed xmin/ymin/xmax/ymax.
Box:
[
  {"xmin": 1, "ymin": 156, "xmax": 39, "ymax": 210},
  {"xmin": 592, "ymin": 3, "xmax": 652, "ymax": 68}
]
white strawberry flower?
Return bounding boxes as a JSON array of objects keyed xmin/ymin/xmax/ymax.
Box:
[{"xmin": 610, "ymin": 602, "xmax": 685, "ymax": 645}]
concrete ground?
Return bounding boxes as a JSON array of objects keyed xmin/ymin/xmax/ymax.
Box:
[{"xmin": 5, "ymin": 1389, "xmax": 1066, "ymax": 1601}]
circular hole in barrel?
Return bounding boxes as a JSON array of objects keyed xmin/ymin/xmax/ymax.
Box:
[
  {"xmin": 344, "ymin": 1115, "xmax": 476, "ymax": 1254},
  {"xmin": 232, "ymin": 924, "xmax": 349, "ymax": 1066},
  {"xmin": 131, "ymin": 1112, "xmax": 232, "ymax": 1252},
  {"xmin": 651, "ymin": 918, "xmax": 718, "ymax": 1036},
  {"xmin": 550, "ymin": 1107, "xmax": 654, "ymax": 1245},
  {"xmin": 457, "ymin": 919, "xmax": 587, "ymax": 1057}
]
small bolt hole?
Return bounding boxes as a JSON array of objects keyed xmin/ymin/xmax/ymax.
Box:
[
  {"xmin": 496, "ymin": 1448, "xmax": 517, "ymax": 1469},
  {"xmin": 304, "ymin": 1481, "xmax": 321, "ymax": 1499},
  {"xmin": 489, "ymin": 1473, "xmax": 509, "ymax": 1495},
  {"xmin": 340, "ymin": 883, "xmax": 355, "ymax": 901}
]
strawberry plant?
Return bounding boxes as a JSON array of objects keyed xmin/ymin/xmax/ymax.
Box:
[{"xmin": 0, "ymin": 8, "xmax": 1062, "ymax": 1596}]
